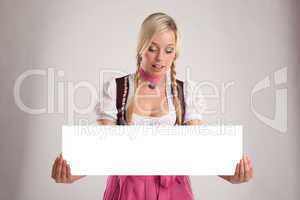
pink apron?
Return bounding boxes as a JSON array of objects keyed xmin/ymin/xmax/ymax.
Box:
[{"xmin": 103, "ymin": 175, "xmax": 194, "ymax": 200}]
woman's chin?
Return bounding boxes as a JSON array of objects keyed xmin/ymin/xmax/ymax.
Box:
[
  {"xmin": 150, "ymin": 67, "xmax": 166, "ymax": 74},
  {"xmin": 149, "ymin": 70, "xmax": 165, "ymax": 77}
]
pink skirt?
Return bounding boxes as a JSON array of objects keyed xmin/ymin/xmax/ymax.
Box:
[{"xmin": 103, "ymin": 176, "xmax": 194, "ymax": 200}]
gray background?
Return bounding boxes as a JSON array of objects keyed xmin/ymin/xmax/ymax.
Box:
[{"xmin": 0, "ymin": 0, "xmax": 299, "ymax": 199}]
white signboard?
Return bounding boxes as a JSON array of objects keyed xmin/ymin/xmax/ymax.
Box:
[{"xmin": 62, "ymin": 125, "xmax": 243, "ymax": 175}]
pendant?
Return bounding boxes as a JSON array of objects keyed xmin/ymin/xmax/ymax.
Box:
[{"xmin": 148, "ymin": 83, "xmax": 156, "ymax": 89}]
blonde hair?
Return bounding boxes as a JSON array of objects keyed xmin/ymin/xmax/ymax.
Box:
[{"xmin": 126, "ymin": 12, "xmax": 183, "ymax": 125}]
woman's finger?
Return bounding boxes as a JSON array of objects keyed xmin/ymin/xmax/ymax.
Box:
[
  {"xmin": 244, "ymin": 156, "xmax": 250, "ymax": 181},
  {"xmin": 232, "ymin": 162, "xmax": 240, "ymax": 183},
  {"xmin": 61, "ymin": 160, "xmax": 67, "ymax": 182},
  {"xmin": 234, "ymin": 162, "xmax": 240, "ymax": 177},
  {"xmin": 247, "ymin": 156, "xmax": 254, "ymax": 179},
  {"xmin": 66, "ymin": 164, "xmax": 71, "ymax": 183},
  {"xmin": 234, "ymin": 162, "xmax": 239, "ymax": 177},
  {"xmin": 239, "ymin": 158, "xmax": 245, "ymax": 182},
  {"xmin": 55, "ymin": 155, "xmax": 63, "ymax": 182},
  {"xmin": 51, "ymin": 157, "xmax": 58, "ymax": 179}
]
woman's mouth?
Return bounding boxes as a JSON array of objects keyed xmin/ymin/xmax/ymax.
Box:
[{"xmin": 152, "ymin": 64, "xmax": 165, "ymax": 70}]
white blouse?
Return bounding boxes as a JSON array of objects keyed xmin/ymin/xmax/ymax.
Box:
[{"xmin": 95, "ymin": 71, "xmax": 205, "ymax": 125}]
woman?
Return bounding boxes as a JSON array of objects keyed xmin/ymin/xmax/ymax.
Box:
[{"xmin": 51, "ymin": 12, "xmax": 253, "ymax": 199}]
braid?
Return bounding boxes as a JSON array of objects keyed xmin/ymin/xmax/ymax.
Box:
[{"xmin": 170, "ymin": 62, "xmax": 183, "ymax": 125}]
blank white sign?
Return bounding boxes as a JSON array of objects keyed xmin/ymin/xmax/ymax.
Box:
[{"xmin": 62, "ymin": 125, "xmax": 243, "ymax": 175}]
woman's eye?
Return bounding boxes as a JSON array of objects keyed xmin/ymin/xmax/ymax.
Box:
[
  {"xmin": 148, "ymin": 46, "xmax": 157, "ymax": 52},
  {"xmin": 165, "ymin": 47, "xmax": 174, "ymax": 54}
]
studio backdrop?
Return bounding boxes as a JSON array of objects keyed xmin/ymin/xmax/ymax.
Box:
[{"xmin": 0, "ymin": 0, "xmax": 299, "ymax": 200}]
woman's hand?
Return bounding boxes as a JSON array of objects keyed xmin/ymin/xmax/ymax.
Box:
[
  {"xmin": 219, "ymin": 155, "xmax": 254, "ymax": 184},
  {"xmin": 51, "ymin": 154, "xmax": 86, "ymax": 184}
]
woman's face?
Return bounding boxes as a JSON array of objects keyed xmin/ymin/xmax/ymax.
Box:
[{"xmin": 140, "ymin": 30, "xmax": 176, "ymax": 76}]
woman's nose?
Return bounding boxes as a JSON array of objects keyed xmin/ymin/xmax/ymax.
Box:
[{"xmin": 156, "ymin": 50, "xmax": 164, "ymax": 62}]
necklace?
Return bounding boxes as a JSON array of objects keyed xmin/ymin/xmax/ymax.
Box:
[{"xmin": 139, "ymin": 68, "xmax": 164, "ymax": 89}]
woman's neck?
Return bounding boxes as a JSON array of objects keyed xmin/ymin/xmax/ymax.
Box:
[{"xmin": 139, "ymin": 68, "xmax": 166, "ymax": 88}]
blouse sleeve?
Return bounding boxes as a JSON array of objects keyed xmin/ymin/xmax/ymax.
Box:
[
  {"xmin": 95, "ymin": 78, "xmax": 118, "ymax": 122},
  {"xmin": 183, "ymin": 80, "xmax": 206, "ymax": 123}
]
